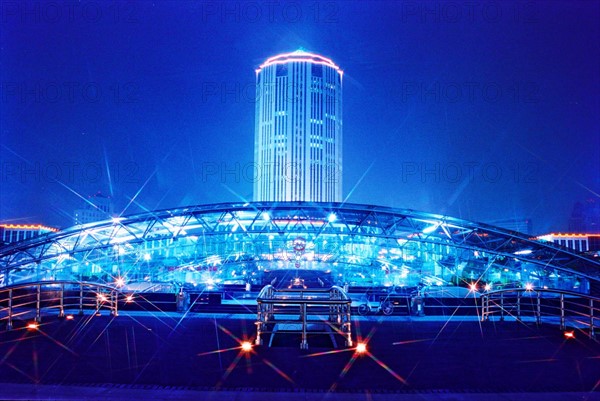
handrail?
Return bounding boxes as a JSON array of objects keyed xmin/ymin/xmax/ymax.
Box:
[
  {"xmin": 483, "ymin": 288, "xmax": 600, "ymax": 301},
  {"xmin": 481, "ymin": 288, "xmax": 598, "ymax": 339},
  {"xmin": 256, "ymin": 284, "xmax": 274, "ymax": 299},
  {"xmin": 255, "ymin": 285, "xmax": 353, "ymax": 349},
  {"xmin": 257, "ymin": 285, "xmax": 351, "ymax": 301},
  {"xmin": 0, "ymin": 280, "xmax": 120, "ymax": 293},
  {"xmin": 0, "ymin": 280, "xmax": 125, "ymax": 330}
]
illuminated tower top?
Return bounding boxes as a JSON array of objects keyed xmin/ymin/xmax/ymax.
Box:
[
  {"xmin": 255, "ymin": 50, "xmax": 343, "ymax": 76},
  {"xmin": 254, "ymin": 50, "xmax": 343, "ymax": 203}
]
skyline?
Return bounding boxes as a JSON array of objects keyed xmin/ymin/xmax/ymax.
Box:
[{"xmin": 1, "ymin": 0, "xmax": 599, "ymax": 234}]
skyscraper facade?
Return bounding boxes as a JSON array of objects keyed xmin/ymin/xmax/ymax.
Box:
[
  {"xmin": 73, "ymin": 192, "xmax": 114, "ymax": 225},
  {"xmin": 254, "ymin": 50, "xmax": 343, "ymax": 202}
]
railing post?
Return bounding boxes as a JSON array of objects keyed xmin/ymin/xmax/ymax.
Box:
[
  {"xmin": 560, "ymin": 293, "xmax": 565, "ymax": 330},
  {"xmin": 255, "ymin": 300, "xmax": 262, "ymax": 346},
  {"xmin": 300, "ymin": 303, "xmax": 308, "ymax": 350},
  {"xmin": 516, "ymin": 291, "xmax": 521, "ymax": 322},
  {"xmin": 590, "ymin": 298, "xmax": 595, "ymax": 339},
  {"xmin": 96, "ymin": 286, "xmax": 100, "ymax": 314},
  {"xmin": 59, "ymin": 283, "xmax": 65, "ymax": 318},
  {"xmin": 112, "ymin": 291, "xmax": 118, "ymax": 317},
  {"xmin": 345, "ymin": 300, "xmax": 353, "ymax": 347},
  {"xmin": 500, "ymin": 292, "xmax": 504, "ymax": 321},
  {"xmin": 536, "ymin": 292, "xmax": 541, "ymax": 325},
  {"xmin": 485, "ymin": 295, "xmax": 489, "ymax": 321},
  {"xmin": 35, "ymin": 284, "xmax": 41, "ymax": 323},
  {"xmin": 481, "ymin": 295, "xmax": 485, "ymax": 322},
  {"xmin": 7, "ymin": 288, "xmax": 13, "ymax": 330},
  {"xmin": 79, "ymin": 285, "xmax": 84, "ymax": 315}
]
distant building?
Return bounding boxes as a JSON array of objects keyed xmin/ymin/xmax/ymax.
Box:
[
  {"xmin": 254, "ymin": 50, "xmax": 343, "ymax": 202},
  {"xmin": 537, "ymin": 233, "xmax": 600, "ymax": 253},
  {"xmin": 569, "ymin": 198, "xmax": 600, "ymax": 233},
  {"xmin": 0, "ymin": 224, "xmax": 58, "ymax": 246},
  {"xmin": 74, "ymin": 192, "xmax": 114, "ymax": 225},
  {"xmin": 488, "ymin": 218, "xmax": 533, "ymax": 235}
]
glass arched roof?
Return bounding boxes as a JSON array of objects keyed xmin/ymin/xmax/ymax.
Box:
[{"xmin": 1, "ymin": 202, "xmax": 598, "ymax": 293}]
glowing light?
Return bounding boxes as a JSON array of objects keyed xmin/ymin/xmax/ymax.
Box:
[
  {"xmin": 422, "ymin": 223, "xmax": 439, "ymax": 234},
  {"xmin": 241, "ymin": 341, "xmax": 253, "ymax": 352},
  {"xmin": 143, "ymin": 253, "xmax": 151, "ymax": 261},
  {"xmin": 564, "ymin": 331, "xmax": 575, "ymax": 339},
  {"xmin": 484, "ymin": 284, "xmax": 491, "ymax": 291},
  {"xmin": 327, "ymin": 213, "xmax": 337, "ymax": 223},
  {"xmin": 125, "ymin": 295, "xmax": 134, "ymax": 303},
  {"xmin": 355, "ymin": 343, "xmax": 367, "ymax": 354},
  {"xmin": 543, "ymin": 233, "xmax": 594, "ymax": 238},
  {"xmin": 65, "ymin": 315, "xmax": 74, "ymax": 320},
  {"xmin": 111, "ymin": 217, "xmax": 124, "ymax": 224},
  {"xmin": 469, "ymin": 283, "xmax": 478, "ymax": 292},
  {"xmin": 514, "ymin": 249, "xmax": 533, "ymax": 255},
  {"xmin": 115, "ymin": 277, "xmax": 125, "ymax": 287},
  {"xmin": 0, "ymin": 224, "xmax": 58, "ymax": 232},
  {"xmin": 525, "ymin": 283, "xmax": 534, "ymax": 291},
  {"xmin": 97, "ymin": 293, "xmax": 108, "ymax": 302},
  {"xmin": 27, "ymin": 322, "xmax": 39, "ymax": 330},
  {"xmin": 261, "ymin": 212, "xmax": 271, "ymax": 221},
  {"xmin": 206, "ymin": 255, "xmax": 222, "ymax": 266},
  {"xmin": 258, "ymin": 50, "xmax": 343, "ymax": 76}
]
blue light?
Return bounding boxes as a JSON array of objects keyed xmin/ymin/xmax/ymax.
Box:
[
  {"xmin": 327, "ymin": 213, "xmax": 337, "ymax": 223},
  {"xmin": 422, "ymin": 224, "xmax": 439, "ymax": 234},
  {"xmin": 514, "ymin": 249, "xmax": 533, "ymax": 255}
]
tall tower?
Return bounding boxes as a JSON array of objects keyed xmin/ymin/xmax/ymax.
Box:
[{"xmin": 254, "ymin": 50, "xmax": 343, "ymax": 202}]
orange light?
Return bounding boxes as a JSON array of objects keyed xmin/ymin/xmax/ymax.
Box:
[
  {"xmin": 355, "ymin": 342, "xmax": 367, "ymax": 354},
  {"xmin": 241, "ymin": 341, "xmax": 253, "ymax": 352},
  {"xmin": 469, "ymin": 283, "xmax": 478, "ymax": 292},
  {"xmin": 564, "ymin": 331, "xmax": 575, "ymax": 339},
  {"xmin": 125, "ymin": 295, "xmax": 134, "ymax": 303},
  {"xmin": 65, "ymin": 315, "xmax": 74, "ymax": 320},
  {"xmin": 97, "ymin": 293, "xmax": 107, "ymax": 302},
  {"xmin": 26, "ymin": 322, "xmax": 39, "ymax": 330},
  {"xmin": 0, "ymin": 224, "xmax": 58, "ymax": 232},
  {"xmin": 549, "ymin": 233, "xmax": 591, "ymax": 238}
]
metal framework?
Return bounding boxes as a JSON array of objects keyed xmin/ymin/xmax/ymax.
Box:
[{"xmin": 1, "ymin": 202, "xmax": 599, "ymax": 294}]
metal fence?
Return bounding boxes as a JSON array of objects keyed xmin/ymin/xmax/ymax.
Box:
[
  {"xmin": 256, "ymin": 285, "xmax": 353, "ymax": 349},
  {"xmin": 481, "ymin": 288, "xmax": 599, "ymax": 338},
  {"xmin": 0, "ymin": 281, "xmax": 123, "ymax": 329}
]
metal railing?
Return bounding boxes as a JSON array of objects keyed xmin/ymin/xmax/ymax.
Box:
[
  {"xmin": 0, "ymin": 281, "xmax": 123, "ymax": 329},
  {"xmin": 481, "ymin": 288, "xmax": 599, "ymax": 338},
  {"xmin": 255, "ymin": 285, "xmax": 353, "ymax": 349}
]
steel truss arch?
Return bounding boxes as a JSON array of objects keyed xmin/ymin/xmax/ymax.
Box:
[{"xmin": 1, "ymin": 202, "xmax": 599, "ymax": 293}]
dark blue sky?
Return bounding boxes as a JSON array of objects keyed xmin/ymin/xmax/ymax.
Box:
[{"xmin": 1, "ymin": 0, "xmax": 599, "ymax": 234}]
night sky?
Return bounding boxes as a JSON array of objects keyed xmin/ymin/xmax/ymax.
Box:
[{"xmin": 1, "ymin": 0, "xmax": 599, "ymax": 234}]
